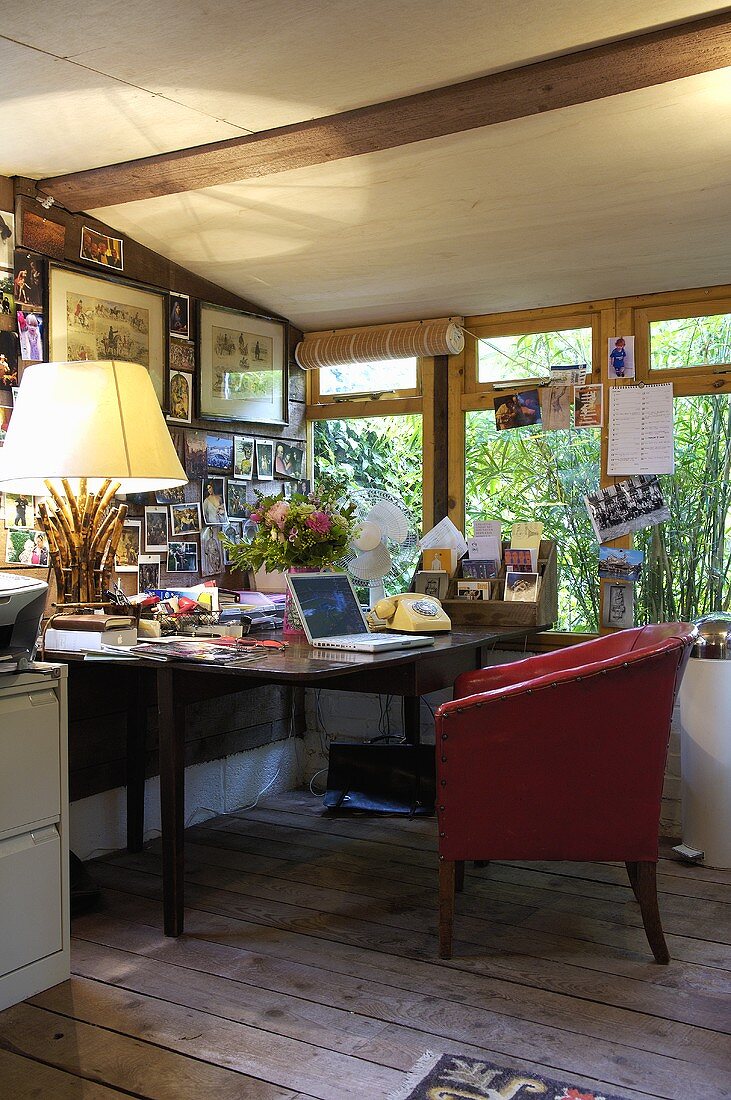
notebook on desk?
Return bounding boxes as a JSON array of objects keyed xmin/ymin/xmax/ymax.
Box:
[{"xmin": 286, "ymin": 573, "xmax": 434, "ymax": 653}]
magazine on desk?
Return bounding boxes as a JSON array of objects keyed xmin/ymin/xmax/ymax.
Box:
[{"xmin": 130, "ymin": 640, "xmax": 264, "ymax": 664}]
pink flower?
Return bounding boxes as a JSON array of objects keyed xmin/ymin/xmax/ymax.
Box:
[
  {"xmin": 266, "ymin": 500, "xmax": 290, "ymax": 529},
  {"xmin": 250, "ymin": 511, "xmax": 263, "ymax": 523},
  {"xmin": 306, "ymin": 511, "xmax": 331, "ymax": 535}
]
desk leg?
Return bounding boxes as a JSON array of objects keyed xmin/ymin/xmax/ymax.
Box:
[
  {"xmin": 158, "ymin": 667, "xmax": 185, "ymax": 937},
  {"xmin": 403, "ymin": 695, "xmax": 421, "ymax": 746},
  {"xmin": 126, "ymin": 670, "xmax": 147, "ymax": 853}
]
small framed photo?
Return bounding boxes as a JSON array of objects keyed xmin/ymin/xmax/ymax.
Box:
[
  {"xmin": 80, "ymin": 225, "xmax": 123, "ymax": 270},
  {"xmin": 167, "ymin": 369, "xmax": 193, "ymax": 424},
  {"xmin": 169, "ymin": 292, "xmax": 190, "ymax": 339},
  {"xmin": 144, "ymin": 506, "xmax": 170, "ymax": 553},
  {"xmin": 206, "ymin": 432, "xmax": 234, "ymax": 474},
  {"xmin": 169, "ymin": 502, "xmax": 202, "ymax": 536},
  {"xmin": 233, "ymin": 435, "xmax": 255, "ymax": 479},
  {"xmin": 115, "ymin": 520, "xmax": 142, "ymax": 572},
  {"xmin": 167, "ymin": 541, "xmax": 199, "ymax": 573},
  {"xmin": 138, "ymin": 555, "xmax": 161, "ymax": 591},
  {"xmin": 226, "ymin": 480, "xmax": 250, "ymax": 520},
  {"xmin": 202, "ymin": 477, "xmax": 228, "ymax": 524},
  {"xmin": 274, "ymin": 439, "xmax": 306, "ymax": 479},
  {"xmin": 255, "ymin": 438, "xmax": 274, "ymax": 480}
]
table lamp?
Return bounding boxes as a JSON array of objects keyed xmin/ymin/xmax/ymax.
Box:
[{"xmin": 0, "ymin": 360, "xmax": 186, "ymax": 605}]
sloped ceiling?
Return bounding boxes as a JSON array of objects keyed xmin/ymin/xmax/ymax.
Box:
[{"xmin": 1, "ymin": 1, "xmax": 730, "ymax": 327}]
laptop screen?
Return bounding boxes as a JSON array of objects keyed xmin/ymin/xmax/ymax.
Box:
[{"xmin": 287, "ymin": 573, "xmax": 368, "ymax": 639}]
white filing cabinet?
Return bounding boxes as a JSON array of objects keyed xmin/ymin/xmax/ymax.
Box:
[{"xmin": 0, "ymin": 663, "xmax": 69, "ymax": 1011}]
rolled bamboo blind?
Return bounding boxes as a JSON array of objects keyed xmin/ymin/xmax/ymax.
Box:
[{"xmin": 294, "ymin": 317, "xmax": 464, "ymax": 370}]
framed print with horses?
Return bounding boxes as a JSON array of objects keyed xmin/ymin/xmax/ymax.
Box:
[
  {"xmin": 198, "ymin": 301, "xmax": 287, "ymax": 425},
  {"xmin": 49, "ymin": 265, "xmax": 165, "ymax": 403}
]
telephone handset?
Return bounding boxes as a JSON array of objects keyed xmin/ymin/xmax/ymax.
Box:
[{"xmin": 373, "ymin": 593, "xmax": 451, "ymax": 633}]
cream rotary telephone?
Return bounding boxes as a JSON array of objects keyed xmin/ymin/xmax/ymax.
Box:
[{"xmin": 372, "ymin": 593, "xmax": 451, "ymax": 633}]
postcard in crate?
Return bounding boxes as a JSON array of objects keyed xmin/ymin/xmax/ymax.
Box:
[
  {"xmin": 415, "ymin": 570, "xmax": 450, "ymax": 600},
  {"xmin": 456, "ymin": 580, "xmax": 493, "ymax": 600},
  {"xmin": 504, "ymin": 547, "xmax": 537, "ymax": 573},
  {"xmin": 504, "ymin": 571, "xmax": 541, "ymax": 602},
  {"xmin": 461, "ymin": 559, "xmax": 499, "ymax": 579},
  {"xmin": 422, "ymin": 547, "xmax": 456, "ymax": 573}
]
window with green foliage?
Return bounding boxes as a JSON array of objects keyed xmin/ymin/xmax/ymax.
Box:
[
  {"xmin": 313, "ymin": 415, "xmax": 423, "ymax": 594},
  {"xmin": 477, "ymin": 326, "xmax": 592, "ymax": 384},
  {"xmin": 465, "ymin": 413, "xmax": 601, "ymax": 631},
  {"xmin": 635, "ymin": 394, "xmax": 731, "ymax": 621},
  {"xmin": 650, "ymin": 313, "xmax": 731, "ymax": 371},
  {"xmin": 319, "ymin": 357, "xmax": 418, "ymax": 396}
]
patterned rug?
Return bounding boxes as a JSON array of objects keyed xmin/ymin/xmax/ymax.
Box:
[{"xmin": 394, "ymin": 1053, "xmax": 634, "ymax": 1100}]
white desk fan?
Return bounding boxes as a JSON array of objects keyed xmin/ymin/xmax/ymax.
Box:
[{"xmin": 339, "ymin": 489, "xmax": 419, "ymax": 606}]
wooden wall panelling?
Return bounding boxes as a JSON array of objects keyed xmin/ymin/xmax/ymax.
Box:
[{"xmin": 0, "ymin": 176, "xmax": 13, "ymax": 214}]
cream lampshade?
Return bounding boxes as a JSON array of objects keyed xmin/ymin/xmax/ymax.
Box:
[{"xmin": 0, "ymin": 360, "xmax": 186, "ymax": 604}]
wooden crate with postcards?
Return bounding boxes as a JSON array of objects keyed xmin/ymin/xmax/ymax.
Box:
[{"xmin": 443, "ymin": 540, "xmax": 558, "ymax": 628}]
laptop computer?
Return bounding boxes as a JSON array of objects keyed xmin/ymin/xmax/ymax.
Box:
[{"xmin": 286, "ymin": 572, "xmax": 435, "ymax": 653}]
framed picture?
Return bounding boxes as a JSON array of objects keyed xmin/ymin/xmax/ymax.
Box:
[
  {"xmin": 144, "ymin": 506, "xmax": 170, "ymax": 552},
  {"xmin": 169, "ymin": 502, "xmax": 202, "ymax": 536},
  {"xmin": 233, "ymin": 435, "xmax": 255, "ymax": 479},
  {"xmin": 80, "ymin": 225, "xmax": 123, "ymax": 270},
  {"xmin": 115, "ymin": 520, "xmax": 142, "ymax": 572},
  {"xmin": 255, "ymin": 439, "xmax": 274, "ymax": 480},
  {"xmin": 169, "ymin": 292, "xmax": 190, "ymax": 339},
  {"xmin": 274, "ymin": 439, "xmax": 306, "ymax": 480},
  {"xmin": 167, "ymin": 369, "xmax": 193, "ymax": 424},
  {"xmin": 167, "ymin": 541, "xmax": 199, "ymax": 573},
  {"xmin": 202, "ymin": 477, "xmax": 228, "ymax": 524},
  {"xmin": 49, "ymin": 265, "xmax": 165, "ymax": 402},
  {"xmin": 198, "ymin": 302, "xmax": 287, "ymax": 424},
  {"xmin": 138, "ymin": 555, "xmax": 161, "ymax": 591}
]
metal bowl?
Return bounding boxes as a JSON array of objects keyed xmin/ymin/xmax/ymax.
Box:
[{"xmin": 692, "ymin": 612, "xmax": 731, "ymax": 659}]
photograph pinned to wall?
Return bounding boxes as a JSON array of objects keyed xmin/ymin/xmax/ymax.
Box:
[
  {"xmin": 233, "ymin": 435, "xmax": 255, "ymax": 479},
  {"xmin": 255, "ymin": 438, "xmax": 274, "ymax": 479},
  {"xmin": 155, "ymin": 483, "xmax": 186, "ymax": 505},
  {"xmin": 0, "ymin": 329, "xmax": 19, "ymax": 388},
  {"xmin": 3, "ymin": 492, "xmax": 35, "ymax": 528},
  {"xmin": 201, "ymin": 525, "xmax": 224, "ymax": 577},
  {"xmin": 167, "ymin": 540, "xmax": 199, "ymax": 573},
  {"xmin": 540, "ymin": 384, "xmax": 571, "ymax": 431},
  {"xmin": 5, "ymin": 527, "xmax": 47, "ymax": 565},
  {"xmin": 602, "ymin": 581, "xmax": 635, "ymax": 629},
  {"xmin": 49, "ymin": 266, "xmax": 165, "ymax": 402},
  {"xmin": 144, "ymin": 505, "xmax": 170, "ymax": 553},
  {"xmin": 14, "ymin": 250, "xmax": 44, "ymax": 312},
  {"xmin": 80, "ymin": 225, "xmax": 123, "ymax": 270},
  {"xmin": 115, "ymin": 520, "xmax": 142, "ymax": 571},
  {"xmin": 598, "ymin": 546, "xmax": 644, "ymax": 581},
  {"xmin": 282, "ymin": 481, "xmax": 292, "ymax": 499},
  {"xmin": 198, "ymin": 302, "xmax": 287, "ymax": 425},
  {"xmin": 226, "ymin": 480, "xmax": 250, "ymax": 520},
  {"xmin": 220, "ymin": 522, "xmax": 241, "ymax": 565},
  {"xmin": 274, "ymin": 439, "xmax": 306, "ymax": 479},
  {"xmin": 170, "ymin": 340, "xmax": 195, "ymax": 373},
  {"xmin": 0, "ymin": 212, "xmax": 14, "ymax": 268},
  {"xmin": 584, "ymin": 474, "xmax": 670, "ymax": 543},
  {"xmin": 0, "ymin": 269, "xmax": 14, "ymax": 331},
  {"xmin": 550, "ymin": 363, "xmax": 588, "ymax": 385},
  {"xmin": 0, "ymin": 400, "xmax": 12, "ymax": 444},
  {"xmin": 494, "ymin": 389, "xmax": 542, "ymax": 430},
  {"xmin": 184, "ymin": 429, "xmax": 207, "ymax": 478},
  {"xmin": 167, "ymin": 369, "xmax": 193, "ymax": 424},
  {"xmin": 202, "ymin": 477, "xmax": 227, "ymax": 525},
  {"xmin": 608, "ymin": 335, "xmax": 635, "ymax": 379},
  {"xmin": 21, "ymin": 211, "xmax": 66, "ymax": 260},
  {"xmin": 138, "ymin": 555, "xmax": 161, "ymax": 592},
  {"xmin": 169, "ymin": 292, "xmax": 190, "ymax": 339},
  {"xmin": 170, "ymin": 501, "xmax": 202, "ymax": 536},
  {"xmin": 17, "ymin": 310, "xmax": 44, "ymax": 361},
  {"xmin": 504, "ymin": 571, "xmax": 541, "ymax": 602},
  {"xmin": 206, "ymin": 432, "xmax": 234, "ymax": 474},
  {"xmin": 574, "ymin": 383, "xmax": 604, "ymax": 428}
]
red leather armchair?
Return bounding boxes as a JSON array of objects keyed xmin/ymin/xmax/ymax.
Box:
[{"xmin": 435, "ymin": 623, "xmax": 697, "ymax": 963}]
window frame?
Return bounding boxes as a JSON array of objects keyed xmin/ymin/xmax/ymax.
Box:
[{"xmin": 308, "ymin": 356, "xmax": 422, "ymax": 405}]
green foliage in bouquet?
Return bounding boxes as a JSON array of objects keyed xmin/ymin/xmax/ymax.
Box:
[{"xmin": 223, "ymin": 477, "xmax": 358, "ymax": 573}]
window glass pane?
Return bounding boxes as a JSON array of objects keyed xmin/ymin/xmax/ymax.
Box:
[
  {"xmin": 477, "ymin": 327, "xmax": 592, "ymax": 384},
  {"xmin": 635, "ymin": 394, "xmax": 731, "ymax": 622},
  {"xmin": 465, "ymin": 412, "xmax": 600, "ymax": 631},
  {"xmin": 313, "ymin": 414, "xmax": 423, "ymax": 595},
  {"xmin": 319, "ymin": 357, "xmax": 417, "ymax": 396},
  {"xmin": 649, "ymin": 313, "xmax": 731, "ymax": 370}
]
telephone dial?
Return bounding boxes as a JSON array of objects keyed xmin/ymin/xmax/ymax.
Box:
[{"xmin": 372, "ymin": 593, "xmax": 451, "ymax": 633}]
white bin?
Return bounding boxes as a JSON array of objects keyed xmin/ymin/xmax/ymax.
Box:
[{"xmin": 679, "ymin": 657, "xmax": 731, "ymax": 869}]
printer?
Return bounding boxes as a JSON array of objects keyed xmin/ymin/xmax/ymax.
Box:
[{"xmin": 0, "ymin": 573, "xmax": 48, "ymax": 669}]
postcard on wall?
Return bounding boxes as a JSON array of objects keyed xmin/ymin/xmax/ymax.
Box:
[
  {"xmin": 167, "ymin": 541, "xmax": 199, "ymax": 573},
  {"xmin": 80, "ymin": 225, "xmax": 123, "ymax": 270},
  {"xmin": 167, "ymin": 369, "xmax": 193, "ymax": 424},
  {"xmin": 206, "ymin": 433, "xmax": 234, "ymax": 475},
  {"xmin": 115, "ymin": 520, "xmax": 142, "ymax": 572},
  {"xmin": 494, "ymin": 389, "xmax": 541, "ymax": 430},
  {"xmin": 574, "ymin": 383, "xmax": 603, "ymax": 428},
  {"xmin": 169, "ymin": 292, "xmax": 190, "ymax": 339},
  {"xmin": 5, "ymin": 527, "xmax": 47, "ymax": 565},
  {"xmin": 255, "ymin": 439, "xmax": 275, "ymax": 480},
  {"xmin": 201, "ymin": 526, "xmax": 224, "ymax": 577},
  {"xmin": 21, "ymin": 211, "xmax": 66, "ymax": 260},
  {"xmin": 608, "ymin": 335, "xmax": 635, "ymax": 379},
  {"xmin": 17, "ymin": 309, "xmax": 44, "ymax": 361},
  {"xmin": 155, "ymin": 483, "xmax": 186, "ymax": 505},
  {"xmin": 274, "ymin": 440, "xmax": 306, "ymax": 480},
  {"xmin": 0, "ymin": 329, "xmax": 18, "ymax": 388},
  {"xmin": 0, "ymin": 269, "xmax": 15, "ymax": 334},
  {"xmin": 540, "ymin": 384, "xmax": 572, "ymax": 431},
  {"xmin": 170, "ymin": 340, "xmax": 195, "ymax": 372},
  {"xmin": 550, "ymin": 363, "xmax": 587, "ymax": 386},
  {"xmin": 138, "ymin": 555, "xmax": 161, "ymax": 592},
  {"xmin": 202, "ymin": 478, "xmax": 227, "ymax": 524},
  {"xmin": 0, "ymin": 212, "xmax": 14, "ymax": 268},
  {"xmin": 144, "ymin": 506, "xmax": 169, "ymax": 553},
  {"xmin": 504, "ymin": 572, "xmax": 541, "ymax": 602},
  {"xmin": 602, "ymin": 581, "xmax": 635, "ymax": 629},
  {"xmin": 226, "ymin": 480, "xmax": 250, "ymax": 520},
  {"xmin": 598, "ymin": 546, "xmax": 643, "ymax": 581},
  {"xmin": 233, "ymin": 435, "xmax": 255, "ymax": 479},
  {"xmin": 584, "ymin": 474, "xmax": 670, "ymax": 543},
  {"xmin": 0, "ymin": 402, "xmax": 12, "ymax": 444},
  {"xmin": 4, "ymin": 491, "xmax": 36, "ymax": 528},
  {"xmin": 184, "ymin": 429, "xmax": 207, "ymax": 478},
  {"xmin": 14, "ymin": 249, "xmax": 44, "ymax": 312},
  {"xmin": 170, "ymin": 502, "xmax": 202, "ymax": 536}
]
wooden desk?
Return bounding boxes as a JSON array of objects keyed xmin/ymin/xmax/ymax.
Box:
[{"xmin": 60, "ymin": 625, "xmax": 548, "ymax": 936}]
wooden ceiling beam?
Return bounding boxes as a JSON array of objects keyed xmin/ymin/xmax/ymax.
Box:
[{"xmin": 38, "ymin": 12, "xmax": 731, "ymax": 212}]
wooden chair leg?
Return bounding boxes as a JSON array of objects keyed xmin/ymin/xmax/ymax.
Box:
[
  {"xmin": 635, "ymin": 861, "xmax": 670, "ymax": 964},
  {"xmin": 625, "ymin": 860, "xmax": 641, "ymax": 903},
  {"xmin": 455, "ymin": 860, "xmax": 465, "ymax": 893},
  {"xmin": 439, "ymin": 859, "xmax": 456, "ymax": 959}
]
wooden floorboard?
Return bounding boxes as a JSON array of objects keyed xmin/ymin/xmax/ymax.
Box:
[{"xmin": 1, "ymin": 791, "xmax": 729, "ymax": 1099}]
